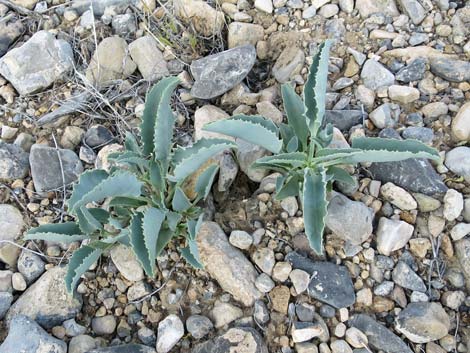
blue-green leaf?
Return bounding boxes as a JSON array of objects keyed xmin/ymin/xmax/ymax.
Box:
[
  {"xmin": 129, "ymin": 213, "xmax": 153, "ymax": 276},
  {"xmin": 142, "ymin": 207, "xmax": 166, "ymax": 276},
  {"xmin": 67, "ymin": 170, "xmax": 109, "ymax": 211},
  {"xmin": 124, "ymin": 131, "xmax": 142, "ymax": 154},
  {"xmin": 65, "ymin": 245, "xmax": 103, "ymax": 293},
  {"xmin": 203, "ymin": 115, "xmax": 282, "ymax": 153},
  {"xmin": 302, "ymin": 167, "xmax": 328, "ymax": 255},
  {"xmin": 281, "ymin": 84, "xmax": 308, "ymax": 149},
  {"xmin": 304, "ymin": 40, "xmax": 332, "ymax": 136},
  {"xmin": 166, "ymin": 211, "xmax": 182, "ymax": 232},
  {"xmin": 195, "ymin": 164, "xmax": 219, "ymax": 200},
  {"xmin": 76, "ymin": 206, "xmax": 103, "ymax": 233},
  {"xmin": 180, "ymin": 244, "xmax": 204, "ymax": 269},
  {"xmin": 275, "ymin": 174, "xmax": 301, "ymax": 200},
  {"xmin": 327, "ymin": 166, "xmax": 356, "ymax": 186},
  {"xmin": 172, "ymin": 187, "xmax": 191, "ymax": 212},
  {"xmin": 156, "ymin": 228, "xmax": 174, "ymax": 257}
]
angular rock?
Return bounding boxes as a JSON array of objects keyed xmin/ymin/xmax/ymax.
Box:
[
  {"xmin": 395, "ymin": 58, "xmax": 426, "ymax": 83},
  {"xmin": 110, "ymin": 244, "xmax": 144, "ymax": 282},
  {"xmin": 397, "ymin": 0, "xmax": 427, "ymax": 24},
  {"xmin": 69, "ymin": 335, "xmax": 97, "ymax": 353},
  {"xmin": 430, "ymin": 57, "xmax": 470, "ymax": 83},
  {"xmin": 325, "ymin": 192, "xmax": 374, "ymax": 245},
  {"xmin": 0, "ymin": 292, "xmax": 13, "ymax": 320},
  {"xmin": 272, "ymin": 46, "xmax": 305, "ymax": 83},
  {"xmin": 196, "ymin": 222, "xmax": 262, "ymax": 306},
  {"xmin": 381, "ymin": 183, "xmax": 417, "ymax": 210},
  {"xmin": 211, "ymin": 301, "xmax": 243, "ymax": 328},
  {"xmin": 0, "ymin": 31, "xmax": 73, "ymax": 95},
  {"xmin": 156, "ymin": 314, "xmax": 184, "ymax": 353},
  {"xmin": 291, "ymin": 321, "xmax": 323, "ymax": 343},
  {"xmin": 83, "ymin": 125, "xmax": 114, "ymax": 148},
  {"xmin": 17, "ymin": 250, "xmax": 45, "ymax": 284},
  {"xmin": 349, "ymin": 314, "xmax": 413, "ymax": 353},
  {"xmin": 174, "ymin": 0, "xmax": 224, "ymax": 36},
  {"xmin": 324, "ymin": 110, "xmax": 363, "ymax": 132},
  {"xmin": 286, "ymin": 252, "xmax": 355, "ymax": 308},
  {"xmin": 369, "ymin": 103, "xmax": 397, "ymax": 129},
  {"xmin": 396, "ymin": 302, "xmax": 450, "ymax": 343},
  {"xmin": 6, "ymin": 267, "xmax": 82, "ymax": 328},
  {"xmin": 129, "ymin": 36, "xmax": 168, "ymax": 81},
  {"xmin": 361, "ymin": 59, "xmax": 395, "ymax": 90},
  {"xmin": 392, "ymin": 261, "xmax": 426, "ymax": 292},
  {"xmin": 402, "ymin": 127, "xmax": 434, "ymax": 144},
  {"xmin": 0, "ymin": 315, "xmax": 67, "ymax": 353},
  {"xmin": 85, "ymin": 37, "xmax": 136, "ymax": 86},
  {"xmin": 186, "ymin": 315, "xmax": 213, "ymax": 340},
  {"xmin": 455, "ymin": 238, "xmax": 470, "ymax": 291},
  {"xmin": 191, "ymin": 327, "xmax": 268, "ymax": 353},
  {"xmin": 0, "ymin": 142, "xmax": 29, "ymax": 181},
  {"xmin": 190, "ymin": 45, "xmax": 256, "ymax": 99},
  {"xmin": 388, "ymin": 85, "xmax": 420, "ymax": 104},
  {"xmin": 445, "ymin": 147, "xmax": 470, "ymax": 180},
  {"xmin": 0, "ymin": 204, "xmax": 24, "ymax": 266},
  {"xmin": 228, "ymin": 22, "xmax": 264, "ymax": 49},
  {"xmin": 355, "ymin": 0, "xmax": 399, "ymax": 18},
  {"xmin": 0, "ymin": 17, "xmax": 24, "ymax": 57},
  {"xmin": 29, "ymin": 144, "xmax": 83, "ymax": 193},
  {"xmin": 87, "ymin": 345, "xmax": 156, "ymax": 353},
  {"xmin": 377, "ymin": 218, "xmax": 414, "ymax": 256},
  {"xmin": 452, "ymin": 102, "xmax": 470, "ymax": 142}
]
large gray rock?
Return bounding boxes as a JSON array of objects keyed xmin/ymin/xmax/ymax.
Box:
[
  {"xmin": 0, "ymin": 142, "xmax": 29, "ymax": 181},
  {"xmin": 190, "ymin": 45, "xmax": 256, "ymax": 99},
  {"xmin": 286, "ymin": 252, "xmax": 355, "ymax": 308},
  {"xmin": 6, "ymin": 267, "xmax": 82, "ymax": 328},
  {"xmin": 191, "ymin": 327, "xmax": 268, "ymax": 353},
  {"xmin": 86, "ymin": 345, "xmax": 156, "ymax": 353},
  {"xmin": 196, "ymin": 222, "xmax": 262, "ymax": 306},
  {"xmin": 324, "ymin": 110, "xmax": 363, "ymax": 132},
  {"xmin": 29, "ymin": 144, "xmax": 83, "ymax": 193},
  {"xmin": 0, "ymin": 315, "xmax": 67, "ymax": 353},
  {"xmin": 0, "ymin": 17, "xmax": 24, "ymax": 57},
  {"xmin": 396, "ymin": 302, "xmax": 450, "ymax": 343},
  {"xmin": 430, "ymin": 57, "xmax": 470, "ymax": 83},
  {"xmin": 326, "ymin": 192, "xmax": 374, "ymax": 245},
  {"xmin": 0, "ymin": 204, "xmax": 24, "ymax": 266},
  {"xmin": 0, "ymin": 31, "xmax": 73, "ymax": 95},
  {"xmin": 0, "ymin": 292, "xmax": 13, "ymax": 320},
  {"xmin": 361, "ymin": 59, "xmax": 395, "ymax": 90},
  {"xmin": 349, "ymin": 314, "xmax": 413, "ymax": 353}
]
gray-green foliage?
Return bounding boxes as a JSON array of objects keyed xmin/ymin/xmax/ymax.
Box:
[
  {"xmin": 26, "ymin": 77, "xmax": 235, "ymax": 293},
  {"xmin": 204, "ymin": 40, "xmax": 440, "ymax": 255}
]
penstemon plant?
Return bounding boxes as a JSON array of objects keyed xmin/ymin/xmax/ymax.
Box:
[
  {"xmin": 25, "ymin": 77, "xmax": 236, "ymax": 293},
  {"xmin": 203, "ymin": 40, "xmax": 440, "ymax": 255}
]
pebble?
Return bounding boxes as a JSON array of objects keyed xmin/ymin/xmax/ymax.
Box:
[
  {"xmin": 280, "ymin": 196, "xmax": 299, "ymax": 217},
  {"xmin": 173, "ymin": 0, "xmax": 224, "ymax": 37},
  {"xmin": 110, "ymin": 244, "xmax": 144, "ymax": 282},
  {"xmin": 392, "ymin": 261, "xmax": 426, "ymax": 292},
  {"xmin": 272, "ymin": 262, "xmax": 292, "ymax": 282},
  {"xmin": 330, "ymin": 340, "xmax": 353, "ymax": 353},
  {"xmin": 443, "ymin": 189, "xmax": 463, "ymax": 221},
  {"xmin": 137, "ymin": 327, "xmax": 156, "ymax": 346},
  {"xmin": 421, "ymin": 102, "xmax": 449, "ymax": 119},
  {"xmin": 450, "ymin": 223, "xmax": 470, "ymax": 241},
  {"xmin": 156, "ymin": 314, "xmax": 184, "ymax": 353},
  {"xmin": 255, "ymin": 273, "xmax": 275, "ymax": 293},
  {"xmin": 0, "ymin": 204, "xmax": 24, "ymax": 266},
  {"xmin": 269, "ymin": 285, "xmax": 291, "ymax": 314},
  {"xmin": 291, "ymin": 322, "xmax": 323, "ymax": 343},
  {"xmin": 388, "ymin": 85, "xmax": 420, "ymax": 104},
  {"xmin": 452, "ymin": 102, "xmax": 470, "ymax": 142},
  {"xmin": 361, "ymin": 59, "xmax": 395, "ymax": 90},
  {"xmin": 186, "ymin": 315, "xmax": 213, "ymax": 340},
  {"xmin": 374, "ymin": 281, "xmax": 394, "ymax": 296},
  {"xmin": 289, "ymin": 269, "xmax": 310, "ymax": 294},
  {"xmin": 0, "ymin": 292, "xmax": 12, "ymax": 320},
  {"xmin": 272, "ymin": 46, "xmax": 305, "ymax": 83},
  {"xmin": 0, "ymin": 142, "xmax": 30, "ymax": 182},
  {"xmin": 254, "ymin": 0, "xmax": 273, "ymax": 13},
  {"xmin": 376, "ymin": 217, "xmax": 414, "ymax": 256},
  {"xmin": 91, "ymin": 315, "xmax": 117, "ymax": 335},
  {"xmin": 380, "ymin": 182, "xmax": 417, "ymax": 210},
  {"xmin": 369, "ymin": 103, "xmax": 397, "ymax": 129},
  {"xmin": 396, "ymin": 58, "xmax": 426, "ymax": 83},
  {"xmin": 11, "ymin": 272, "xmax": 26, "ymax": 291},
  {"xmin": 227, "ymin": 22, "xmax": 264, "ymax": 49},
  {"xmin": 396, "ymin": 302, "xmax": 450, "ymax": 343},
  {"xmin": 445, "ymin": 147, "xmax": 470, "ymax": 180},
  {"xmin": 254, "ymin": 300, "xmax": 270, "ymax": 324},
  {"xmin": 211, "ymin": 301, "xmax": 243, "ymax": 328},
  {"xmin": 192, "ymin": 328, "xmax": 267, "ymax": 353},
  {"xmin": 63, "ymin": 318, "xmax": 87, "ymax": 337},
  {"xmin": 318, "ymin": 4, "xmax": 338, "ymax": 18},
  {"xmin": 229, "ymin": 230, "xmax": 253, "ymax": 250},
  {"xmin": 252, "ymin": 248, "xmax": 276, "ymax": 275}
]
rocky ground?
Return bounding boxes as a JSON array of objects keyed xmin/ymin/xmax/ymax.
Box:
[{"xmin": 0, "ymin": 0, "xmax": 470, "ymax": 352}]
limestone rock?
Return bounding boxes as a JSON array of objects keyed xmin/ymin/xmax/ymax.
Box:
[{"xmin": 129, "ymin": 36, "xmax": 169, "ymax": 81}]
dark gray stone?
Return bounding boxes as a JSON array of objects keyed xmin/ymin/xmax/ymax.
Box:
[
  {"xmin": 392, "ymin": 261, "xmax": 427, "ymax": 292},
  {"xmin": 0, "ymin": 18, "xmax": 24, "ymax": 57},
  {"xmin": 401, "ymin": 127, "xmax": 434, "ymax": 144},
  {"xmin": 86, "ymin": 344, "xmax": 156, "ymax": 353},
  {"xmin": 0, "ymin": 315, "xmax": 67, "ymax": 353},
  {"xmin": 29, "ymin": 144, "xmax": 83, "ymax": 192},
  {"xmin": 191, "ymin": 327, "xmax": 268, "ymax": 353},
  {"xmin": 395, "ymin": 58, "xmax": 426, "ymax": 83},
  {"xmin": 324, "ymin": 110, "xmax": 363, "ymax": 132},
  {"xmin": 0, "ymin": 292, "xmax": 13, "ymax": 320},
  {"xmin": 17, "ymin": 250, "xmax": 45, "ymax": 284},
  {"xmin": 0, "ymin": 142, "xmax": 29, "ymax": 181},
  {"xmin": 84, "ymin": 125, "xmax": 114, "ymax": 148},
  {"xmin": 430, "ymin": 57, "xmax": 470, "ymax": 83},
  {"xmin": 186, "ymin": 315, "xmax": 214, "ymax": 340},
  {"xmin": 286, "ymin": 252, "xmax": 355, "ymax": 308},
  {"xmin": 190, "ymin": 45, "xmax": 256, "ymax": 99},
  {"xmin": 349, "ymin": 314, "xmax": 413, "ymax": 353},
  {"xmin": 319, "ymin": 304, "xmax": 336, "ymax": 318}
]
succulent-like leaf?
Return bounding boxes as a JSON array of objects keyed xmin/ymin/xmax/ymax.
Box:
[
  {"xmin": 180, "ymin": 244, "xmax": 204, "ymax": 269},
  {"xmin": 166, "ymin": 211, "xmax": 182, "ymax": 231},
  {"xmin": 195, "ymin": 164, "xmax": 219, "ymax": 200},
  {"xmin": 142, "ymin": 207, "xmax": 166, "ymax": 276},
  {"xmin": 281, "ymin": 84, "xmax": 309, "ymax": 149},
  {"xmin": 203, "ymin": 115, "xmax": 282, "ymax": 153},
  {"xmin": 252, "ymin": 152, "xmax": 307, "ymax": 170},
  {"xmin": 67, "ymin": 170, "xmax": 109, "ymax": 211},
  {"xmin": 65, "ymin": 245, "xmax": 103, "ymax": 293},
  {"xmin": 156, "ymin": 228, "xmax": 174, "ymax": 257},
  {"xmin": 27, "ymin": 222, "xmax": 82, "ymax": 236},
  {"xmin": 76, "ymin": 206, "xmax": 103, "ymax": 233},
  {"xmin": 304, "ymin": 40, "xmax": 332, "ymax": 136},
  {"xmin": 109, "ymin": 197, "xmax": 147, "ymax": 208},
  {"xmin": 302, "ymin": 167, "xmax": 328, "ymax": 254},
  {"xmin": 149, "ymin": 161, "xmax": 165, "ymax": 193},
  {"xmin": 312, "ymin": 148, "xmax": 363, "ymax": 164},
  {"xmin": 340, "ymin": 137, "xmax": 441, "ymax": 164},
  {"xmin": 141, "ymin": 77, "xmax": 180, "ymax": 157},
  {"xmin": 275, "ymin": 174, "xmax": 301, "ymax": 200},
  {"xmin": 187, "ymin": 214, "xmax": 204, "ymax": 240},
  {"xmin": 286, "ymin": 136, "xmax": 299, "ymax": 153},
  {"xmin": 72, "ymin": 172, "xmax": 143, "ymax": 212},
  {"xmin": 25, "ymin": 228, "xmax": 88, "ymax": 243},
  {"xmin": 172, "ymin": 187, "xmax": 192, "ymax": 212},
  {"xmin": 129, "ymin": 213, "xmax": 153, "ymax": 276},
  {"xmin": 170, "ymin": 139, "xmax": 236, "ymax": 182},
  {"xmin": 124, "ymin": 131, "xmax": 142, "ymax": 154},
  {"xmin": 327, "ymin": 166, "xmax": 356, "ymax": 186}
]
